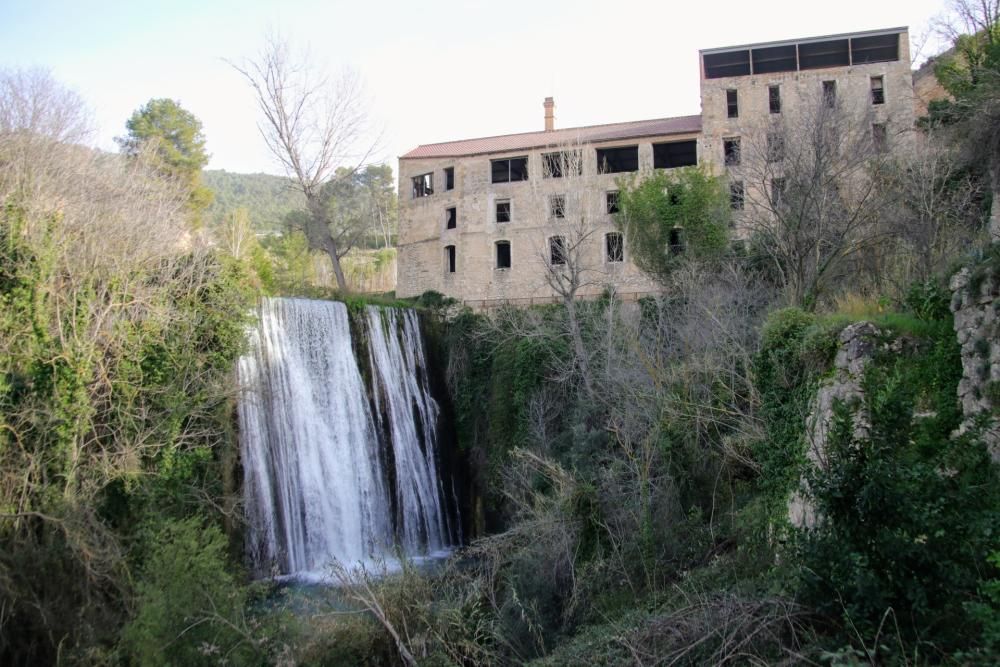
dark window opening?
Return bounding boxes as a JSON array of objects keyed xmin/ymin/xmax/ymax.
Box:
[
  {"xmin": 496, "ymin": 200, "xmax": 511, "ymax": 223},
  {"xmin": 412, "ymin": 172, "xmax": 433, "ymax": 198},
  {"xmin": 872, "ymin": 123, "xmax": 888, "ymax": 152},
  {"xmin": 724, "ymin": 137, "xmax": 741, "ymax": 166},
  {"xmin": 597, "ymin": 146, "xmax": 639, "ymax": 174},
  {"xmin": 703, "ymin": 50, "xmax": 751, "ymax": 78},
  {"xmin": 767, "ymin": 133, "xmax": 785, "ymax": 162},
  {"xmin": 549, "ymin": 236, "xmax": 566, "ymax": 265},
  {"xmin": 606, "ymin": 191, "xmax": 620, "ymax": 214},
  {"xmin": 653, "ymin": 140, "xmax": 697, "ymax": 169},
  {"xmin": 727, "ymin": 89, "xmax": 739, "ymax": 118},
  {"xmin": 550, "ymin": 195, "xmax": 565, "ymax": 219},
  {"xmin": 495, "ymin": 241, "xmax": 511, "ymax": 269},
  {"xmin": 799, "ymin": 39, "xmax": 850, "ymax": 70},
  {"xmin": 871, "ymin": 76, "xmax": 885, "ymax": 105},
  {"xmin": 606, "ymin": 232, "xmax": 624, "ymax": 262},
  {"xmin": 822, "ymin": 80, "xmax": 837, "ymax": 108},
  {"xmin": 752, "ymin": 44, "xmax": 797, "ymax": 74},
  {"xmin": 668, "ymin": 228, "xmax": 684, "ymax": 255},
  {"xmin": 444, "ymin": 167, "xmax": 455, "ymax": 190},
  {"xmin": 730, "ymin": 181, "xmax": 744, "ymax": 210},
  {"xmin": 669, "ymin": 191, "xmax": 681, "ymax": 206},
  {"xmin": 445, "ymin": 245, "xmax": 456, "ymax": 273},
  {"xmin": 445, "ymin": 207, "xmax": 456, "ymax": 229},
  {"xmin": 771, "ymin": 177, "xmax": 786, "ymax": 206},
  {"xmin": 491, "ymin": 156, "xmax": 528, "ymax": 183},
  {"xmin": 769, "ymin": 85, "xmax": 782, "ymax": 114},
  {"xmin": 851, "ymin": 33, "xmax": 899, "ymax": 64},
  {"xmin": 542, "ymin": 151, "xmax": 581, "ymax": 178}
]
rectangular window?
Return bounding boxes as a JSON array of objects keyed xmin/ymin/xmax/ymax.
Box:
[
  {"xmin": 851, "ymin": 33, "xmax": 900, "ymax": 64},
  {"xmin": 549, "ymin": 236, "xmax": 566, "ymax": 265},
  {"xmin": 495, "ymin": 241, "xmax": 511, "ymax": 269},
  {"xmin": 822, "ymin": 80, "xmax": 837, "ymax": 108},
  {"xmin": 752, "ymin": 45, "xmax": 797, "ymax": 74},
  {"xmin": 799, "ymin": 39, "xmax": 850, "ymax": 70},
  {"xmin": 769, "ymin": 85, "xmax": 781, "ymax": 114},
  {"xmin": 653, "ymin": 140, "xmax": 697, "ymax": 169},
  {"xmin": 771, "ymin": 177, "xmax": 786, "ymax": 206},
  {"xmin": 542, "ymin": 151, "xmax": 581, "ymax": 178},
  {"xmin": 870, "ymin": 76, "xmax": 885, "ymax": 105},
  {"xmin": 606, "ymin": 191, "xmax": 620, "ymax": 214},
  {"xmin": 727, "ymin": 89, "xmax": 739, "ymax": 118},
  {"xmin": 606, "ymin": 232, "xmax": 624, "ymax": 262},
  {"xmin": 445, "ymin": 245, "xmax": 456, "ymax": 273},
  {"xmin": 767, "ymin": 133, "xmax": 785, "ymax": 162},
  {"xmin": 724, "ymin": 137, "xmax": 741, "ymax": 166},
  {"xmin": 703, "ymin": 49, "xmax": 751, "ymax": 78},
  {"xmin": 550, "ymin": 195, "xmax": 565, "ymax": 219},
  {"xmin": 491, "ymin": 156, "xmax": 528, "ymax": 183},
  {"xmin": 445, "ymin": 207, "xmax": 456, "ymax": 229},
  {"xmin": 495, "ymin": 199, "xmax": 511, "ymax": 223},
  {"xmin": 730, "ymin": 181, "xmax": 744, "ymax": 210},
  {"xmin": 596, "ymin": 146, "xmax": 639, "ymax": 174},
  {"xmin": 668, "ymin": 228, "xmax": 684, "ymax": 255},
  {"xmin": 412, "ymin": 172, "xmax": 433, "ymax": 198},
  {"xmin": 445, "ymin": 167, "xmax": 454, "ymax": 190},
  {"xmin": 872, "ymin": 123, "xmax": 888, "ymax": 152}
]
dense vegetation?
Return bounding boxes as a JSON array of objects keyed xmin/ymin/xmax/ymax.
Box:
[{"xmin": 203, "ymin": 169, "xmax": 305, "ymax": 234}]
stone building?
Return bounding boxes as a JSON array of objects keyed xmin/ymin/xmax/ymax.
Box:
[{"xmin": 397, "ymin": 27, "xmax": 918, "ymax": 305}]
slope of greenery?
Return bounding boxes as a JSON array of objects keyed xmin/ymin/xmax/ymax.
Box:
[{"xmin": 203, "ymin": 169, "xmax": 305, "ymax": 234}]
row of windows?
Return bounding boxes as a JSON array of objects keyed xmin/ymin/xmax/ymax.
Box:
[
  {"xmin": 411, "ymin": 141, "xmax": 698, "ymax": 198},
  {"xmin": 725, "ymin": 76, "xmax": 886, "ymax": 119},
  {"xmin": 722, "ymin": 122, "xmax": 888, "ymax": 168},
  {"xmin": 443, "ymin": 233, "xmax": 626, "ymax": 273},
  {"xmin": 440, "ymin": 192, "xmax": 622, "ymax": 228}
]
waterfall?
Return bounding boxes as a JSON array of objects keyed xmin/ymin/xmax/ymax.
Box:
[{"xmin": 237, "ymin": 297, "xmax": 455, "ymax": 578}]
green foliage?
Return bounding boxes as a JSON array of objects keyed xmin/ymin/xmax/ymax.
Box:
[
  {"xmin": 203, "ymin": 170, "xmax": 306, "ymax": 234},
  {"xmin": 904, "ymin": 278, "xmax": 953, "ymax": 322},
  {"xmin": 615, "ymin": 166, "xmax": 731, "ymax": 283}
]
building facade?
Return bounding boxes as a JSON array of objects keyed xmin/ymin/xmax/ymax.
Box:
[{"xmin": 397, "ymin": 27, "xmax": 917, "ymax": 305}]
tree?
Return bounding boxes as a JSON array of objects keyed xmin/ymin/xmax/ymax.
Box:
[
  {"xmin": 116, "ymin": 98, "xmax": 213, "ymax": 222},
  {"xmin": 0, "ymin": 67, "xmax": 91, "ymax": 144},
  {"xmin": 229, "ymin": 34, "xmax": 379, "ymax": 292}
]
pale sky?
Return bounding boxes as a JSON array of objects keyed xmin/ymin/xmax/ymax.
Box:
[{"xmin": 0, "ymin": 0, "xmax": 953, "ymax": 176}]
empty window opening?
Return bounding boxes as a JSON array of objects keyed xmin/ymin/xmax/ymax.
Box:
[
  {"xmin": 550, "ymin": 195, "xmax": 566, "ymax": 219},
  {"xmin": 769, "ymin": 85, "xmax": 782, "ymax": 114},
  {"xmin": 445, "ymin": 245, "xmax": 456, "ymax": 273},
  {"xmin": 851, "ymin": 33, "xmax": 899, "ymax": 64},
  {"xmin": 703, "ymin": 50, "xmax": 751, "ymax": 78},
  {"xmin": 549, "ymin": 236, "xmax": 566, "ymax": 265},
  {"xmin": 730, "ymin": 181, "xmax": 745, "ymax": 210},
  {"xmin": 412, "ymin": 172, "xmax": 433, "ymax": 198},
  {"xmin": 542, "ymin": 151, "xmax": 582, "ymax": 178},
  {"xmin": 653, "ymin": 140, "xmax": 697, "ymax": 169},
  {"xmin": 606, "ymin": 191, "xmax": 620, "ymax": 214},
  {"xmin": 445, "ymin": 207, "xmax": 456, "ymax": 229},
  {"xmin": 495, "ymin": 241, "xmax": 511, "ymax": 269},
  {"xmin": 496, "ymin": 199, "xmax": 511, "ymax": 223},
  {"xmin": 491, "ymin": 156, "xmax": 528, "ymax": 183},
  {"xmin": 822, "ymin": 80, "xmax": 837, "ymax": 108},
  {"xmin": 606, "ymin": 232, "xmax": 624, "ymax": 262},
  {"xmin": 597, "ymin": 146, "xmax": 639, "ymax": 174},
  {"xmin": 668, "ymin": 228, "xmax": 684, "ymax": 255},
  {"xmin": 752, "ymin": 44, "xmax": 797, "ymax": 74},
  {"xmin": 767, "ymin": 133, "xmax": 785, "ymax": 162},
  {"xmin": 724, "ymin": 137, "xmax": 741, "ymax": 166},
  {"xmin": 872, "ymin": 123, "xmax": 888, "ymax": 152},
  {"xmin": 444, "ymin": 167, "xmax": 455, "ymax": 190},
  {"xmin": 799, "ymin": 39, "xmax": 850, "ymax": 70},
  {"xmin": 870, "ymin": 76, "xmax": 885, "ymax": 105},
  {"xmin": 727, "ymin": 89, "xmax": 739, "ymax": 118},
  {"xmin": 771, "ymin": 177, "xmax": 786, "ymax": 206}
]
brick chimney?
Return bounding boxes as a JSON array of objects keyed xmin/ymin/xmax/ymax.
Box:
[{"xmin": 544, "ymin": 97, "xmax": 555, "ymax": 132}]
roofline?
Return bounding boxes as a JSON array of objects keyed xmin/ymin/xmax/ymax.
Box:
[
  {"xmin": 700, "ymin": 26, "xmax": 908, "ymax": 56},
  {"xmin": 398, "ymin": 115, "xmax": 702, "ymax": 160}
]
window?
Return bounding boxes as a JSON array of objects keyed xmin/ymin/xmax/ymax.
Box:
[
  {"xmin": 491, "ymin": 156, "xmax": 528, "ymax": 183},
  {"xmin": 596, "ymin": 146, "xmax": 639, "ymax": 174},
  {"xmin": 822, "ymin": 80, "xmax": 837, "ymax": 108},
  {"xmin": 445, "ymin": 207, "xmax": 456, "ymax": 229},
  {"xmin": 851, "ymin": 33, "xmax": 900, "ymax": 64},
  {"xmin": 550, "ymin": 195, "xmax": 565, "ymax": 219},
  {"xmin": 495, "ymin": 241, "xmax": 511, "ymax": 269},
  {"xmin": 730, "ymin": 181, "xmax": 744, "ymax": 210},
  {"xmin": 767, "ymin": 133, "xmax": 785, "ymax": 162},
  {"xmin": 770, "ymin": 177, "xmax": 786, "ymax": 206},
  {"xmin": 727, "ymin": 89, "xmax": 739, "ymax": 118},
  {"xmin": 412, "ymin": 172, "xmax": 433, "ymax": 198},
  {"xmin": 542, "ymin": 151, "xmax": 581, "ymax": 178},
  {"xmin": 723, "ymin": 137, "xmax": 741, "ymax": 166},
  {"xmin": 752, "ymin": 45, "xmax": 797, "ymax": 74},
  {"xmin": 653, "ymin": 140, "xmax": 697, "ymax": 169},
  {"xmin": 872, "ymin": 123, "xmax": 888, "ymax": 152},
  {"xmin": 606, "ymin": 191, "xmax": 620, "ymax": 214},
  {"xmin": 668, "ymin": 228, "xmax": 684, "ymax": 255},
  {"xmin": 703, "ymin": 50, "xmax": 750, "ymax": 78},
  {"xmin": 445, "ymin": 167, "xmax": 455, "ymax": 190},
  {"xmin": 606, "ymin": 232, "xmax": 624, "ymax": 262},
  {"xmin": 445, "ymin": 245, "xmax": 456, "ymax": 273},
  {"xmin": 800, "ymin": 39, "xmax": 849, "ymax": 69},
  {"xmin": 549, "ymin": 236, "xmax": 566, "ymax": 265},
  {"xmin": 769, "ymin": 85, "xmax": 781, "ymax": 114},
  {"xmin": 495, "ymin": 199, "xmax": 511, "ymax": 223},
  {"xmin": 870, "ymin": 76, "xmax": 885, "ymax": 105}
]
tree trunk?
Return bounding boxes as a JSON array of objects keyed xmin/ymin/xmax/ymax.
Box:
[{"xmin": 324, "ymin": 238, "xmax": 349, "ymax": 292}]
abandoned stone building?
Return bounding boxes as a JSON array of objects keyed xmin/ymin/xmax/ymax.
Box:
[{"xmin": 397, "ymin": 27, "xmax": 918, "ymax": 306}]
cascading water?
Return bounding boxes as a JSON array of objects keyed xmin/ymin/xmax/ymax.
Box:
[{"xmin": 237, "ymin": 297, "xmax": 456, "ymax": 579}]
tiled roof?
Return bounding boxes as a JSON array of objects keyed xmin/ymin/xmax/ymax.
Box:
[{"xmin": 400, "ymin": 115, "xmax": 702, "ymax": 159}]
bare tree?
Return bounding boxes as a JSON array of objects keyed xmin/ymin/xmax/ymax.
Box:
[
  {"xmin": 229, "ymin": 34, "xmax": 379, "ymax": 291},
  {"xmin": 0, "ymin": 67, "xmax": 91, "ymax": 144}
]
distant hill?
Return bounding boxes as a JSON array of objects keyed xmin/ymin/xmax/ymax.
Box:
[{"xmin": 203, "ymin": 169, "xmax": 305, "ymax": 234}]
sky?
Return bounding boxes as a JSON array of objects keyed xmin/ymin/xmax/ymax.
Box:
[{"xmin": 0, "ymin": 0, "xmax": 954, "ymax": 176}]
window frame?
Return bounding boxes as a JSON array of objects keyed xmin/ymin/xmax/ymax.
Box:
[
  {"xmin": 444, "ymin": 166, "xmax": 455, "ymax": 190},
  {"xmin": 549, "ymin": 235, "xmax": 567, "ymax": 266},
  {"xmin": 605, "ymin": 232, "xmax": 624, "ymax": 263},
  {"xmin": 729, "ymin": 181, "xmax": 745, "ymax": 210},
  {"xmin": 491, "ymin": 156, "xmax": 529, "ymax": 183},
  {"xmin": 495, "ymin": 240, "xmax": 511, "ymax": 269},
  {"xmin": 495, "ymin": 199, "xmax": 511, "ymax": 223},
  {"xmin": 412, "ymin": 172, "xmax": 433, "ymax": 198},
  {"xmin": 727, "ymin": 89, "xmax": 739, "ymax": 118},
  {"xmin": 652, "ymin": 140, "xmax": 698, "ymax": 169},
  {"xmin": 596, "ymin": 145, "xmax": 639, "ymax": 174},
  {"xmin": 445, "ymin": 206, "xmax": 457, "ymax": 230},
  {"xmin": 550, "ymin": 194, "xmax": 566, "ymax": 219},
  {"xmin": 870, "ymin": 76, "xmax": 885, "ymax": 105},
  {"xmin": 606, "ymin": 190, "xmax": 620, "ymax": 215},
  {"xmin": 723, "ymin": 137, "xmax": 741, "ymax": 167},
  {"xmin": 769, "ymin": 85, "xmax": 781, "ymax": 114},
  {"xmin": 444, "ymin": 244, "xmax": 456, "ymax": 273}
]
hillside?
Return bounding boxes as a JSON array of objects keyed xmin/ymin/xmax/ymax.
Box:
[{"xmin": 203, "ymin": 169, "xmax": 305, "ymax": 234}]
